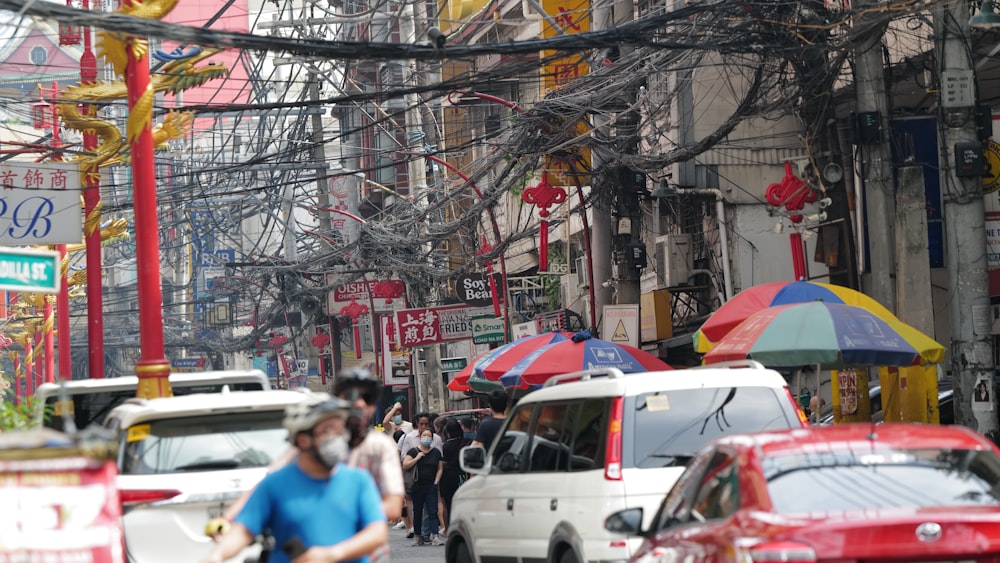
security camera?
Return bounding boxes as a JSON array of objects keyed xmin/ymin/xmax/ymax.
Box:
[{"xmin": 427, "ymin": 27, "xmax": 446, "ymax": 48}]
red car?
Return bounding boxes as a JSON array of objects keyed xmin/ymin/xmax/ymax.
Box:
[{"xmin": 605, "ymin": 423, "xmax": 1000, "ymax": 563}]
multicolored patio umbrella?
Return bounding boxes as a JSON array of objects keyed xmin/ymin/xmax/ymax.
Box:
[
  {"xmin": 701, "ymin": 301, "xmax": 945, "ymax": 369},
  {"xmin": 693, "ymin": 281, "xmax": 894, "ymax": 353},
  {"xmin": 499, "ymin": 331, "xmax": 671, "ymax": 389},
  {"xmin": 446, "ymin": 331, "xmax": 575, "ymax": 392}
]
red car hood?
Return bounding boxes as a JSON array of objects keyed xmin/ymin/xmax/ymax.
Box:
[{"xmin": 740, "ymin": 507, "xmax": 1000, "ymax": 559}]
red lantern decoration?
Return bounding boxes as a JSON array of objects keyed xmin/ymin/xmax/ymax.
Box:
[
  {"xmin": 521, "ymin": 172, "xmax": 566, "ymax": 271},
  {"xmin": 59, "ymin": 0, "xmax": 82, "ymax": 45}
]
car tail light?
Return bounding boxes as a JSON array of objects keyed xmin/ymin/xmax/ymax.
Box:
[
  {"xmin": 120, "ymin": 489, "xmax": 182, "ymax": 506},
  {"xmin": 746, "ymin": 541, "xmax": 815, "ymax": 563},
  {"xmin": 784, "ymin": 388, "xmax": 809, "ymax": 425},
  {"xmin": 605, "ymin": 396, "xmax": 623, "ymax": 480}
]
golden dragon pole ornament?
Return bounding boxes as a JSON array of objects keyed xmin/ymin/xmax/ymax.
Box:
[{"xmin": 53, "ymin": 0, "xmax": 226, "ymax": 394}]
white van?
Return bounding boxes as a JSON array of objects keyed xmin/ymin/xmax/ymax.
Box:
[
  {"xmin": 34, "ymin": 369, "xmax": 272, "ymax": 431},
  {"xmin": 446, "ymin": 361, "xmax": 808, "ymax": 563}
]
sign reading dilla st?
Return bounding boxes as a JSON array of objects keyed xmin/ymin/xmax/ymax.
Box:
[{"xmin": 0, "ymin": 247, "xmax": 60, "ymax": 293}]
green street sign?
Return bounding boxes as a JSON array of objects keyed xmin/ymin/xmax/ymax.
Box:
[
  {"xmin": 441, "ymin": 357, "xmax": 468, "ymax": 372},
  {"xmin": 0, "ymin": 247, "xmax": 60, "ymax": 294}
]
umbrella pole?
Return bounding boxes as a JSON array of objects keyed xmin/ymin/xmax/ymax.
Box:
[
  {"xmin": 796, "ymin": 368, "xmax": 802, "ymax": 408},
  {"xmin": 815, "ymin": 363, "xmax": 821, "ymax": 424}
]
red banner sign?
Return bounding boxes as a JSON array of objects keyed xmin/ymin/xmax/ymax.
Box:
[
  {"xmin": 395, "ymin": 304, "xmax": 473, "ymax": 347},
  {"xmin": 0, "ymin": 456, "xmax": 123, "ymax": 562}
]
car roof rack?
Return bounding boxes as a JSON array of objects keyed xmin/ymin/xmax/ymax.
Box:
[
  {"xmin": 691, "ymin": 360, "xmax": 766, "ymax": 370},
  {"xmin": 542, "ymin": 367, "xmax": 626, "ymax": 388}
]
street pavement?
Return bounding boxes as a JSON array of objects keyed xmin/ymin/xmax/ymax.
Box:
[{"xmin": 388, "ymin": 521, "xmax": 446, "ymax": 563}]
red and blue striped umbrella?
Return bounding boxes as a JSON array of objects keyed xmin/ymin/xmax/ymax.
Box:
[
  {"xmin": 498, "ymin": 331, "xmax": 671, "ymax": 389},
  {"xmin": 702, "ymin": 301, "xmax": 944, "ymax": 369},
  {"xmin": 447, "ymin": 331, "xmax": 575, "ymax": 392}
]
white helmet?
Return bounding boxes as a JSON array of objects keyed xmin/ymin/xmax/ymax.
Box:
[{"xmin": 283, "ymin": 391, "xmax": 351, "ymax": 441}]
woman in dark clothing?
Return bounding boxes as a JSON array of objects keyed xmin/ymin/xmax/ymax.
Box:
[
  {"xmin": 439, "ymin": 419, "xmax": 471, "ymax": 532},
  {"xmin": 403, "ymin": 428, "xmax": 443, "ymax": 545}
]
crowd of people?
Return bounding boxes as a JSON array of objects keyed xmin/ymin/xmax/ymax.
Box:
[
  {"xmin": 386, "ymin": 389, "xmax": 509, "ymax": 547},
  {"xmin": 201, "ymin": 371, "xmax": 509, "ymax": 562}
]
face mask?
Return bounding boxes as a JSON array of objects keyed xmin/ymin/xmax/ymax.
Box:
[
  {"xmin": 392, "ymin": 415, "xmax": 403, "ymax": 424},
  {"xmin": 463, "ymin": 431, "xmax": 475, "ymax": 439},
  {"xmin": 316, "ymin": 435, "xmax": 349, "ymax": 468},
  {"xmin": 420, "ymin": 438, "xmax": 433, "ymax": 447}
]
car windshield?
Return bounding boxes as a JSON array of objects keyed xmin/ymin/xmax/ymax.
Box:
[
  {"xmin": 764, "ymin": 448, "xmax": 1000, "ymax": 512},
  {"xmin": 120, "ymin": 410, "xmax": 287, "ymax": 474},
  {"xmin": 43, "ymin": 381, "xmax": 268, "ymax": 432},
  {"xmin": 631, "ymin": 387, "xmax": 796, "ymax": 468}
]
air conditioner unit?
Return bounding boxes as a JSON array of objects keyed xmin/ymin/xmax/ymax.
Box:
[
  {"xmin": 655, "ymin": 234, "xmax": 692, "ymax": 288},
  {"xmin": 574, "ymin": 255, "xmax": 589, "ymax": 288}
]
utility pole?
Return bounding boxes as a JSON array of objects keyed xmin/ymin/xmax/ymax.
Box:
[
  {"xmin": 853, "ymin": 7, "xmax": 896, "ymax": 314},
  {"xmin": 936, "ymin": 0, "xmax": 998, "ymax": 437},
  {"xmin": 310, "ymin": 76, "xmax": 333, "ymax": 240},
  {"xmin": 400, "ymin": 0, "xmax": 445, "ymax": 413}
]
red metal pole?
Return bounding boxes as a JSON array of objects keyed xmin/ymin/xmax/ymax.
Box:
[
  {"xmin": 24, "ymin": 338, "xmax": 33, "ymax": 398},
  {"xmin": 32, "ymin": 329, "xmax": 42, "ymax": 392},
  {"xmin": 13, "ymin": 355, "xmax": 21, "ymax": 406},
  {"xmin": 47, "ymin": 81, "xmax": 68, "ymax": 382},
  {"xmin": 80, "ymin": 0, "xmax": 105, "ymax": 379},
  {"xmin": 56, "ymin": 245, "xmax": 70, "ymax": 379},
  {"xmin": 422, "ymin": 153, "xmax": 510, "ymax": 341},
  {"xmin": 126, "ymin": 25, "xmax": 172, "ymax": 398},
  {"xmin": 44, "ymin": 297, "xmax": 54, "ymax": 383}
]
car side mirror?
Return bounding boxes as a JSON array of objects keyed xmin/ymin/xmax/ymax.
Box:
[
  {"xmin": 460, "ymin": 445, "xmax": 487, "ymax": 474},
  {"xmin": 604, "ymin": 507, "xmax": 644, "ymax": 536}
]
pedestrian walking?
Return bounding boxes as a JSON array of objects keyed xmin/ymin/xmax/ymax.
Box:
[
  {"xmin": 396, "ymin": 413, "xmax": 442, "ymax": 538},
  {"xmin": 201, "ymin": 395, "xmax": 386, "ymax": 563},
  {"xmin": 438, "ymin": 419, "xmax": 470, "ymax": 533},
  {"xmin": 401, "ymin": 428, "xmax": 443, "ymax": 546}
]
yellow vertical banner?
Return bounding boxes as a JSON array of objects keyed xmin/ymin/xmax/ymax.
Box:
[
  {"xmin": 541, "ymin": 0, "xmax": 592, "ymax": 186},
  {"xmin": 540, "ymin": 0, "xmax": 590, "ymax": 92}
]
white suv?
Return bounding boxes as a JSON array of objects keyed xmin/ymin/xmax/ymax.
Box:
[
  {"xmin": 102, "ymin": 389, "xmax": 309, "ymax": 563},
  {"xmin": 447, "ymin": 361, "xmax": 807, "ymax": 563}
]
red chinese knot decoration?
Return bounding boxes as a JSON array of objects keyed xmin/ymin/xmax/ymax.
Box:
[
  {"xmin": 521, "ymin": 172, "xmax": 566, "ymax": 270},
  {"xmin": 340, "ymin": 299, "xmax": 370, "ymax": 359},
  {"xmin": 765, "ymin": 161, "xmax": 816, "ymax": 224}
]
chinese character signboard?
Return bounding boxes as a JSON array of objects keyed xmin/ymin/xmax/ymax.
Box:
[
  {"xmin": 540, "ymin": 0, "xmax": 589, "ymax": 93},
  {"xmin": 327, "ymin": 275, "xmax": 406, "ymax": 314},
  {"xmin": 540, "ymin": 0, "xmax": 591, "ymax": 185},
  {"xmin": 395, "ymin": 304, "xmax": 474, "ymax": 347},
  {"xmin": 0, "ymin": 161, "xmax": 83, "ymax": 244}
]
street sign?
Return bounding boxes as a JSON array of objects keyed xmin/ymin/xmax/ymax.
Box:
[
  {"xmin": 0, "ymin": 247, "xmax": 60, "ymax": 293},
  {"xmin": 441, "ymin": 357, "xmax": 468, "ymax": 372}
]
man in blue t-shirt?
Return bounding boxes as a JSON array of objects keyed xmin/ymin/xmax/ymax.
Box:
[{"xmin": 202, "ymin": 395, "xmax": 387, "ymax": 563}]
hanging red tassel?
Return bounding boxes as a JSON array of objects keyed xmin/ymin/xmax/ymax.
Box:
[
  {"xmin": 521, "ymin": 172, "xmax": 566, "ymax": 272},
  {"xmin": 340, "ymin": 299, "xmax": 370, "ymax": 359}
]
